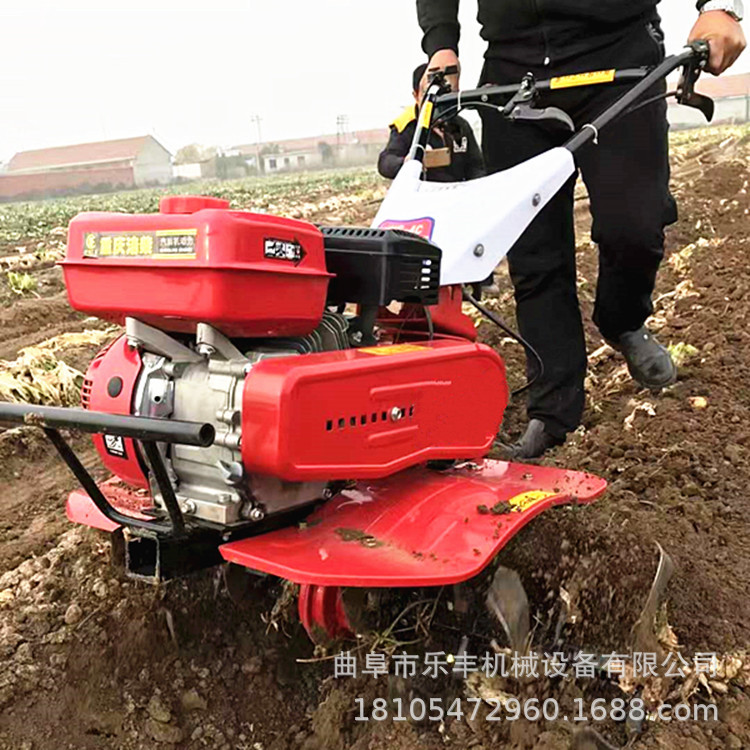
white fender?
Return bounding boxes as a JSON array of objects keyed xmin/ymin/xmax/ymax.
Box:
[{"xmin": 372, "ymin": 147, "xmax": 576, "ymax": 286}]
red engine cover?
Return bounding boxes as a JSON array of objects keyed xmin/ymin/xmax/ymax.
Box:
[
  {"xmin": 83, "ymin": 335, "xmax": 148, "ymax": 489},
  {"xmin": 61, "ymin": 196, "xmax": 332, "ymax": 338},
  {"xmin": 241, "ymin": 340, "xmax": 508, "ymax": 481}
]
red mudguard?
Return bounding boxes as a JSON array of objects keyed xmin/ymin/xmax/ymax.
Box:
[
  {"xmin": 67, "ymin": 462, "xmax": 606, "ymax": 589},
  {"xmin": 66, "ymin": 480, "xmax": 152, "ymax": 532},
  {"xmin": 219, "ymin": 461, "xmax": 606, "ymax": 587}
]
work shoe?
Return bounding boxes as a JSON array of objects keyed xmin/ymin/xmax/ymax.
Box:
[
  {"xmin": 508, "ymin": 419, "xmax": 565, "ymax": 461},
  {"xmin": 608, "ymin": 326, "xmax": 677, "ymax": 391}
]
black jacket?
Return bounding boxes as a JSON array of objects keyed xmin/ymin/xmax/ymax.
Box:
[
  {"xmin": 378, "ymin": 105, "xmax": 485, "ymax": 182},
  {"xmin": 417, "ymin": 0, "xmax": 664, "ymax": 67}
]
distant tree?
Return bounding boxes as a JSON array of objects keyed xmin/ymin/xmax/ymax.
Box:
[
  {"xmin": 174, "ymin": 144, "xmax": 203, "ymax": 165},
  {"xmin": 174, "ymin": 144, "xmax": 219, "ymax": 165},
  {"xmin": 215, "ymin": 153, "xmax": 249, "ymax": 180},
  {"xmin": 260, "ymin": 143, "xmax": 281, "ymax": 156}
]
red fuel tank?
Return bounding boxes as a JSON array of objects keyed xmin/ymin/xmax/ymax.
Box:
[{"xmin": 61, "ymin": 196, "xmax": 332, "ymax": 338}]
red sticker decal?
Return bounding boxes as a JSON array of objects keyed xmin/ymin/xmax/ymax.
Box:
[{"xmin": 379, "ymin": 217, "xmax": 435, "ymax": 240}]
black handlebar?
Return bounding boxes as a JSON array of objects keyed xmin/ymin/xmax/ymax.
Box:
[
  {"xmin": 434, "ymin": 67, "xmax": 651, "ymax": 113},
  {"xmin": 410, "ymin": 41, "xmax": 712, "ymax": 162},
  {"xmin": 565, "ymin": 42, "xmax": 711, "ymax": 153}
]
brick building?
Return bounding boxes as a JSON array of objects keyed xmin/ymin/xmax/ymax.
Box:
[{"xmin": 0, "ymin": 135, "xmax": 172, "ymax": 201}]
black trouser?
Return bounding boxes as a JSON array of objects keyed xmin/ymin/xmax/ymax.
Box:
[{"xmin": 480, "ymin": 21, "xmax": 677, "ymax": 439}]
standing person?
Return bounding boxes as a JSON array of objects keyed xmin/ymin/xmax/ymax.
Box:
[
  {"xmin": 416, "ymin": 0, "xmax": 746, "ymax": 458},
  {"xmin": 378, "ymin": 63, "xmax": 485, "ymax": 182}
]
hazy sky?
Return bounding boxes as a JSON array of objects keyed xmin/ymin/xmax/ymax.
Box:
[{"xmin": 1, "ymin": 1, "xmax": 747, "ymax": 162}]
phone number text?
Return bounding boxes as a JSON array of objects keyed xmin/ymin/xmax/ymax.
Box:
[{"xmin": 354, "ymin": 697, "xmax": 716, "ymax": 724}]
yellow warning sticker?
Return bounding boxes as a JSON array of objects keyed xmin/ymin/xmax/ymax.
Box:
[
  {"xmin": 508, "ymin": 490, "xmax": 558, "ymax": 513},
  {"xmin": 550, "ymin": 69, "xmax": 616, "ymax": 90},
  {"xmin": 360, "ymin": 344, "xmax": 427, "ymax": 356},
  {"xmin": 419, "ymin": 101, "xmax": 434, "ymax": 129}
]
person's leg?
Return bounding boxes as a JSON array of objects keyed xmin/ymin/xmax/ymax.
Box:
[
  {"xmin": 575, "ymin": 22, "xmax": 678, "ymax": 387},
  {"xmin": 578, "ymin": 89, "xmax": 676, "ymax": 343},
  {"xmin": 481, "ymin": 105, "xmax": 586, "ymax": 440}
]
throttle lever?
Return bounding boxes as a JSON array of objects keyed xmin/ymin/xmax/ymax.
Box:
[
  {"xmin": 676, "ymin": 40, "xmax": 715, "ymax": 122},
  {"xmin": 508, "ymin": 104, "xmax": 575, "ymax": 132},
  {"xmin": 502, "ymin": 73, "xmax": 574, "ymax": 132},
  {"xmin": 501, "ymin": 73, "xmax": 537, "ymax": 117}
]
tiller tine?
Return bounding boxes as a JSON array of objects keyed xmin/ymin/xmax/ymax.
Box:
[
  {"xmin": 631, "ymin": 542, "xmax": 675, "ymax": 653},
  {"xmin": 486, "ymin": 566, "xmax": 531, "ymax": 654}
]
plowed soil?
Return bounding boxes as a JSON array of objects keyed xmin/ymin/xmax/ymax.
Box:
[{"xmin": 0, "ymin": 132, "xmax": 749, "ymax": 750}]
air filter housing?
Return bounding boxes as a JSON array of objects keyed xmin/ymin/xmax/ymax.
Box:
[{"xmin": 321, "ymin": 226, "xmax": 441, "ymax": 307}]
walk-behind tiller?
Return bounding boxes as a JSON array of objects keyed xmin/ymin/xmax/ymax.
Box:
[{"xmin": 0, "ymin": 45, "xmax": 712, "ymax": 642}]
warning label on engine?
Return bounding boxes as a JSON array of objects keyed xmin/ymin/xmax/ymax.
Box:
[
  {"xmin": 103, "ymin": 434, "xmax": 127, "ymax": 459},
  {"xmin": 360, "ymin": 344, "xmax": 427, "ymax": 356},
  {"xmin": 83, "ymin": 229, "xmax": 198, "ymax": 259}
]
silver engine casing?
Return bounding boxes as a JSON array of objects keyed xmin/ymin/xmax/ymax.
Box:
[{"xmin": 127, "ymin": 315, "xmax": 347, "ymax": 527}]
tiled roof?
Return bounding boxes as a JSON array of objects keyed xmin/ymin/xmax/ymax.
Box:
[{"xmin": 8, "ymin": 135, "xmax": 162, "ymax": 172}]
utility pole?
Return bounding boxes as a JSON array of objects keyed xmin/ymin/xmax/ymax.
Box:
[
  {"xmin": 336, "ymin": 115, "xmax": 350, "ymax": 166},
  {"xmin": 336, "ymin": 115, "xmax": 349, "ymax": 147},
  {"xmin": 251, "ymin": 115, "xmax": 263, "ymax": 174}
]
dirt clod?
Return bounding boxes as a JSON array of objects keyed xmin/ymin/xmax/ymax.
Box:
[
  {"xmin": 335, "ymin": 528, "xmax": 384, "ymax": 548},
  {"xmin": 62, "ymin": 602, "xmax": 81, "ymax": 626},
  {"xmin": 144, "ymin": 718, "xmax": 183, "ymax": 744},
  {"xmin": 147, "ymin": 693, "xmax": 172, "ymax": 723},
  {"xmin": 180, "ymin": 688, "xmax": 207, "ymax": 712}
]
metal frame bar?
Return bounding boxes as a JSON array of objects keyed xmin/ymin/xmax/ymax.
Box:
[
  {"xmin": 141, "ymin": 441, "xmax": 186, "ymax": 536},
  {"xmin": 0, "ymin": 403, "xmax": 214, "ymax": 446},
  {"xmin": 43, "ymin": 428, "xmax": 175, "ymax": 535},
  {"xmin": 0, "ymin": 401, "xmax": 217, "ymax": 538}
]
